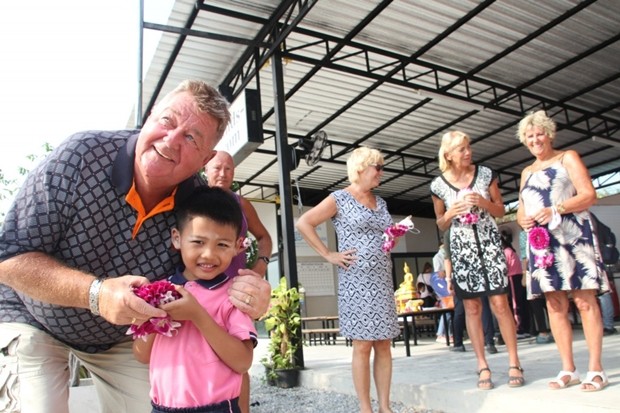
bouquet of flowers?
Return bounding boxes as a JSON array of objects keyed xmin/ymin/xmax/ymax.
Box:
[
  {"xmin": 382, "ymin": 216, "xmax": 417, "ymax": 253},
  {"xmin": 456, "ymin": 187, "xmax": 479, "ymax": 225},
  {"xmin": 243, "ymin": 233, "xmax": 258, "ymax": 268},
  {"xmin": 126, "ymin": 280, "xmax": 182, "ymax": 341},
  {"xmin": 529, "ymin": 226, "xmax": 554, "ymax": 269}
]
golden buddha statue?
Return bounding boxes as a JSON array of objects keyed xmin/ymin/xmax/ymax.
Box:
[{"xmin": 394, "ymin": 262, "xmax": 419, "ymax": 312}]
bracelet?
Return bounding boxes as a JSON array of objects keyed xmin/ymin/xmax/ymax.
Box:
[
  {"xmin": 258, "ymin": 256, "xmax": 270, "ymax": 265},
  {"xmin": 549, "ymin": 206, "xmax": 561, "ymax": 230},
  {"xmin": 88, "ymin": 278, "xmax": 104, "ymax": 316},
  {"xmin": 555, "ymin": 202, "xmax": 566, "ymax": 214}
]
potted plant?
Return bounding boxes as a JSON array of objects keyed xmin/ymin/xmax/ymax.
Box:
[{"xmin": 261, "ymin": 276, "xmax": 302, "ymax": 388}]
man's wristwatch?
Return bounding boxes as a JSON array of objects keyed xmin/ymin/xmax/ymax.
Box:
[{"xmin": 258, "ymin": 256, "xmax": 270, "ymax": 265}]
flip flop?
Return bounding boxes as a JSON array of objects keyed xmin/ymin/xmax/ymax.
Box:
[
  {"xmin": 549, "ymin": 369, "xmax": 580, "ymax": 390},
  {"xmin": 580, "ymin": 371, "xmax": 608, "ymax": 392}
]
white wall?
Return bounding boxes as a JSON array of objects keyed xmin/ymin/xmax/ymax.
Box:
[{"xmin": 251, "ymin": 201, "xmax": 278, "ymax": 256}]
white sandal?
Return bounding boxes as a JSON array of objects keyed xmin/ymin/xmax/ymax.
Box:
[
  {"xmin": 549, "ymin": 369, "xmax": 580, "ymax": 389},
  {"xmin": 580, "ymin": 371, "xmax": 608, "ymax": 392}
]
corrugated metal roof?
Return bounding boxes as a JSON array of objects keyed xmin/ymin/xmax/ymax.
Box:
[{"xmin": 139, "ymin": 0, "xmax": 620, "ymax": 217}]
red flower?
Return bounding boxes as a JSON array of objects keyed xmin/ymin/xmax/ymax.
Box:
[{"xmin": 126, "ymin": 280, "xmax": 182, "ymax": 341}]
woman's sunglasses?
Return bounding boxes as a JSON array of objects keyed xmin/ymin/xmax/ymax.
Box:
[{"xmin": 370, "ymin": 164, "xmax": 385, "ymax": 171}]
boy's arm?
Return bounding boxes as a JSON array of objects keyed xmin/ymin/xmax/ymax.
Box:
[
  {"xmin": 132, "ymin": 334, "xmax": 156, "ymax": 364},
  {"xmin": 163, "ymin": 286, "xmax": 254, "ymax": 374},
  {"xmin": 191, "ymin": 309, "xmax": 254, "ymax": 374}
]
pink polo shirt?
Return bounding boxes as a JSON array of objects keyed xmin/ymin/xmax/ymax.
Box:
[
  {"xmin": 149, "ymin": 278, "xmax": 257, "ymax": 408},
  {"xmin": 504, "ymin": 247, "xmax": 523, "ymax": 277}
]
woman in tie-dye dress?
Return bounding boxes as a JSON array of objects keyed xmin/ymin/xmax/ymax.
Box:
[{"xmin": 516, "ymin": 110, "xmax": 609, "ymax": 392}]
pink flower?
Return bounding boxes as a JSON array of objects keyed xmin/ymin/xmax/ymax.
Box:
[
  {"xmin": 126, "ymin": 280, "xmax": 182, "ymax": 341},
  {"xmin": 459, "ymin": 212, "xmax": 479, "ymax": 225},
  {"xmin": 385, "ymin": 224, "xmax": 409, "ymax": 238},
  {"xmin": 456, "ymin": 188, "xmax": 479, "ymax": 225},
  {"xmin": 381, "ymin": 238, "xmax": 396, "ymax": 253},
  {"xmin": 529, "ymin": 226, "xmax": 550, "ymax": 250},
  {"xmin": 529, "ymin": 226, "xmax": 554, "ymax": 269},
  {"xmin": 381, "ymin": 216, "xmax": 416, "ymax": 253}
]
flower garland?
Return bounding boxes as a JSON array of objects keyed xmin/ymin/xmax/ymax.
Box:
[
  {"xmin": 243, "ymin": 234, "xmax": 258, "ymax": 268},
  {"xmin": 126, "ymin": 280, "xmax": 182, "ymax": 341},
  {"xmin": 381, "ymin": 216, "xmax": 418, "ymax": 253},
  {"xmin": 529, "ymin": 226, "xmax": 554, "ymax": 269},
  {"xmin": 456, "ymin": 187, "xmax": 479, "ymax": 225}
]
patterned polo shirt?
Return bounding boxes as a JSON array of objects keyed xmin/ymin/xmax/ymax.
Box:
[{"xmin": 0, "ymin": 130, "xmax": 207, "ymax": 353}]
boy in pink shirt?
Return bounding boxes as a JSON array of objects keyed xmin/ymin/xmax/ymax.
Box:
[{"xmin": 133, "ymin": 187, "xmax": 257, "ymax": 413}]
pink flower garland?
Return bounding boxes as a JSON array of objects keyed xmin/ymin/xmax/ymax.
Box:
[
  {"xmin": 459, "ymin": 212, "xmax": 479, "ymax": 225},
  {"xmin": 528, "ymin": 226, "xmax": 554, "ymax": 269},
  {"xmin": 381, "ymin": 216, "xmax": 417, "ymax": 253},
  {"xmin": 243, "ymin": 234, "xmax": 258, "ymax": 267},
  {"xmin": 456, "ymin": 188, "xmax": 479, "ymax": 225},
  {"xmin": 126, "ymin": 280, "xmax": 182, "ymax": 341},
  {"xmin": 381, "ymin": 223, "xmax": 409, "ymax": 252}
]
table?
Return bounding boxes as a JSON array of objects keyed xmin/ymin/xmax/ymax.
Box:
[
  {"xmin": 398, "ymin": 307, "xmax": 454, "ymax": 357},
  {"xmin": 301, "ymin": 316, "xmax": 340, "ymax": 345}
]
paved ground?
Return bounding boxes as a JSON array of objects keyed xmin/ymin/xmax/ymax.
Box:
[{"xmin": 70, "ymin": 323, "xmax": 619, "ymax": 413}]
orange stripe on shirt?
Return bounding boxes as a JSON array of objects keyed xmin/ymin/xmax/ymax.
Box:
[{"xmin": 126, "ymin": 182, "xmax": 177, "ymax": 239}]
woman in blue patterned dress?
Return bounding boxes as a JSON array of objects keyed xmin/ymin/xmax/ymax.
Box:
[
  {"xmin": 516, "ymin": 110, "xmax": 609, "ymax": 392},
  {"xmin": 431, "ymin": 131, "xmax": 524, "ymax": 390},
  {"xmin": 296, "ymin": 146, "xmax": 400, "ymax": 413}
]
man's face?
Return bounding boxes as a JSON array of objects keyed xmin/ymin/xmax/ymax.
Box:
[
  {"xmin": 135, "ymin": 91, "xmax": 219, "ymax": 189},
  {"xmin": 205, "ymin": 152, "xmax": 235, "ymax": 190}
]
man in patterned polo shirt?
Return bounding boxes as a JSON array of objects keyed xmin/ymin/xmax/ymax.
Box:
[{"xmin": 0, "ymin": 79, "xmax": 271, "ymax": 413}]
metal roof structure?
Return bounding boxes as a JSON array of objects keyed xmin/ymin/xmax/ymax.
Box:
[{"xmin": 138, "ymin": 0, "xmax": 620, "ymax": 219}]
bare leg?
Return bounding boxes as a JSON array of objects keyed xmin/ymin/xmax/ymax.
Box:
[
  {"xmin": 463, "ymin": 298, "xmax": 492, "ymax": 388},
  {"xmin": 489, "ymin": 294, "xmax": 523, "ymax": 385},
  {"xmin": 239, "ymin": 372, "xmax": 250, "ymax": 413},
  {"xmin": 352, "ymin": 340, "xmax": 373, "ymax": 413},
  {"xmin": 545, "ymin": 291, "xmax": 576, "ymax": 388},
  {"xmin": 572, "ymin": 289, "xmax": 605, "ymax": 390},
  {"xmin": 373, "ymin": 339, "xmax": 394, "ymax": 413}
]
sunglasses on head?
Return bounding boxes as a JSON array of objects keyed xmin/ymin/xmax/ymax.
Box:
[{"xmin": 370, "ymin": 164, "xmax": 385, "ymax": 171}]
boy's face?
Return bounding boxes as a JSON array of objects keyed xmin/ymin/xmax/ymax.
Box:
[{"xmin": 171, "ymin": 216, "xmax": 242, "ymax": 281}]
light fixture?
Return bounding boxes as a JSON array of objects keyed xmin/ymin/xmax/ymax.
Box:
[
  {"xmin": 591, "ymin": 136, "xmax": 620, "ymax": 149},
  {"xmin": 415, "ymin": 89, "xmax": 485, "ymax": 111}
]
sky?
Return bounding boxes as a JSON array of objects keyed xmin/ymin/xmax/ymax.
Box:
[{"xmin": 0, "ymin": 1, "xmax": 172, "ymax": 211}]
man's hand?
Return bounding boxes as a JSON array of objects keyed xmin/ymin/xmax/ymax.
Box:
[
  {"xmin": 229, "ymin": 269, "xmax": 271, "ymax": 319},
  {"xmin": 98, "ymin": 276, "xmax": 167, "ymax": 325}
]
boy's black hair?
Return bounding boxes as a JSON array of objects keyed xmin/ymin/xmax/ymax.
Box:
[{"xmin": 175, "ymin": 187, "xmax": 243, "ymax": 236}]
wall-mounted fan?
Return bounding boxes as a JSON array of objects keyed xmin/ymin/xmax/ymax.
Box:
[{"xmin": 291, "ymin": 130, "xmax": 328, "ymax": 169}]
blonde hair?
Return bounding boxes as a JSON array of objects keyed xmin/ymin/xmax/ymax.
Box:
[
  {"xmin": 517, "ymin": 110, "xmax": 556, "ymax": 144},
  {"xmin": 346, "ymin": 146, "xmax": 384, "ymax": 183},
  {"xmin": 438, "ymin": 131, "xmax": 470, "ymax": 172}
]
